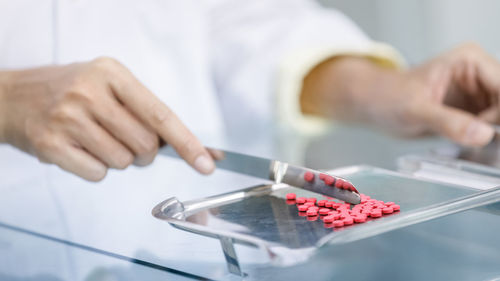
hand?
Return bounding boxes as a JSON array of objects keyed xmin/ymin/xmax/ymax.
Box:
[
  {"xmin": 0, "ymin": 57, "xmax": 215, "ymax": 181},
  {"xmin": 300, "ymin": 43, "xmax": 500, "ymax": 147}
]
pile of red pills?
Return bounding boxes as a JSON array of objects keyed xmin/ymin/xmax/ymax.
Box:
[
  {"xmin": 303, "ymin": 171, "xmax": 357, "ymax": 192},
  {"xmin": 286, "ymin": 192, "xmax": 400, "ymax": 229}
]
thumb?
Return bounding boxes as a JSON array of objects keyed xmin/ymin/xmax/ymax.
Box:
[{"xmin": 415, "ymin": 103, "xmax": 495, "ymax": 147}]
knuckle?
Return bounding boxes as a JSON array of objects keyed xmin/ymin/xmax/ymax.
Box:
[
  {"xmin": 113, "ymin": 151, "xmax": 134, "ymax": 170},
  {"xmin": 50, "ymin": 103, "xmax": 80, "ymax": 124},
  {"xmin": 32, "ymin": 134, "xmax": 61, "ymax": 163},
  {"xmin": 91, "ymin": 56, "xmax": 122, "ymax": 71},
  {"xmin": 176, "ymin": 135, "xmax": 202, "ymax": 161},
  {"xmin": 150, "ymin": 102, "xmax": 174, "ymax": 125},
  {"xmin": 136, "ymin": 133, "xmax": 159, "ymax": 156}
]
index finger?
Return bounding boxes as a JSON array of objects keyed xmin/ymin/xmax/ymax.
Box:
[{"xmin": 104, "ymin": 61, "xmax": 215, "ymax": 174}]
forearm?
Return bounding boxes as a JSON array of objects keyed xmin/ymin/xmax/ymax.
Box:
[{"xmin": 300, "ymin": 56, "xmax": 404, "ymax": 124}]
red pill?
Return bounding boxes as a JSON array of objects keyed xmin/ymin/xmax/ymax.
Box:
[
  {"xmin": 319, "ymin": 208, "xmax": 331, "ymax": 215},
  {"xmin": 323, "ymin": 215, "xmax": 335, "ymax": 223},
  {"xmin": 361, "ymin": 209, "xmax": 371, "ymax": 215},
  {"xmin": 351, "ymin": 210, "xmax": 361, "ymax": 216},
  {"xmin": 286, "ymin": 193, "xmax": 296, "ymax": 200},
  {"xmin": 343, "ymin": 217, "xmax": 354, "ymax": 225},
  {"xmin": 385, "ymin": 201, "xmax": 395, "ymax": 206},
  {"xmin": 331, "ymin": 203, "xmax": 342, "ymax": 209},
  {"xmin": 392, "ymin": 204, "xmax": 400, "ymax": 211},
  {"xmin": 317, "ymin": 200, "xmax": 327, "ymax": 207},
  {"xmin": 306, "ymin": 197, "xmax": 317, "ymax": 203},
  {"xmin": 304, "ymin": 171, "xmax": 315, "ymax": 182},
  {"xmin": 324, "ymin": 176, "xmax": 335, "ymax": 186},
  {"xmin": 308, "ymin": 206, "xmax": 319, "ymax": 211},
  {"xmin": 370, "ymin": 210, "xmax": 382, "ymax": 218},
  {"xmin": 324, "ymin": 201, "xmax": 333, "ymax": 208},
  {"xmin": 296, "ymin": 197, "xmax": 306, "ymax": 204},
  {"xmin": 319, "ymin": 173, "xmax": 327, "ymax": 180},
  {"xmin": 307, "ymin": 209, "xmax": 318, "ymax": 216},
  {"xmin": 354, "ymin": 214, "xmax": 367, "ymax": 223},
  {"xmin": 339, "ymin": 213, "xmax": 351, "ymax": 219},
  {"xmin": 303, "ymin": 202, "xmax": 315, "ymax": 207},
  {"xmin": 298, "ymin": 205, "xmax": 309, "ymax": 212},
  {"xmin": 330, "ymin": 213, "xmax": 341, "ymax": 220},
  {"xmin": 382, "ymin": 207, "xmax": 394, "ymax": 214},
  {"xmin": 334, "ymin": 178, "xmax": 344, "ymax": 188},
  {"xmin": 333, "ymin": 220, "xmax": 344, "ymax": 227}
]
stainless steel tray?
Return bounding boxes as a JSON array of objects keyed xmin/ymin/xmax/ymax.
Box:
[{"xmin": 152, "ymin": 165, "xmax": 499, "ymax": 276}]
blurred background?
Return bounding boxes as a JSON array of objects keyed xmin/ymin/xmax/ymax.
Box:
[{"xmin": 321, "ymin": 0, "xmax": 500, "ymax": 65}]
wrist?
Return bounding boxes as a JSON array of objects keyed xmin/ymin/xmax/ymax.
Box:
[
  {"xmin": 0, "ymin": 71, "xmax": 15, "ymax": 143},
  {"xmin": 0, "ymin": 72, "xmax": 8, "ymax": 142},
  {"xmin": 300, "ymin": 56, "xmax": 401, "ymax": 122}
]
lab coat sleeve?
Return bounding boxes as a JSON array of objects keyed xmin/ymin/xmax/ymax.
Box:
[{"xmin": 205, "ymin": 0, "xmax": 405, "ymax": 134}]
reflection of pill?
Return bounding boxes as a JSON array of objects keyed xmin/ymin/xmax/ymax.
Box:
[
  {"xmin": 324, "ymin": 222, "xmax": 335, "ymax": 228},
  {"xmin": 333, "ymin": 220, "xmax": 344, "ymax": 227},
  {"xmin": 307, "ymin": 209, "xmax": 318, "ymax": 216},
  {"xmin": 307, "ymin": 215, "xmax": 319, "ymax": 221},
  {"xmin": 317, "ymin": 200, "xmax": 327, "ymax": 207},
  {"xmin": 296, "ymin": 197, "xmax": 306, "ymax": 204},
  {"xmin": 298, "ymin": 211, "xmax": 307, "ymax": 217},
  {"xmin": 382, "ymin": 207, "xmax": 394, "ymax": 214},
  {"xmin": 286, "ymin": 193, "xmax": 296, "ymax": 200},
  {"xmin": 334, "ymin": 178, "xmax": 344, "ymax": 188},
  {"xmin": 392, "ymin": 204, "xmax": 400, "ymax": 211},
  {"xmin": 319, "ymin": 208, "xmax": 330, "ymax": 215},
  {"xmin": 324, "ymin": 176, "xmax": 335, "ymax": 185},
  {"xmin": 342, "ymin": 181, "xmax": 351, "ymax": 190},
  {"xmin": 298, "ymin": 205, "xmax": 309, "ymax": 212},
  {"xmin": 286, "ymin": 199, "xmax": 296, "ymax": 205},
  {"xmin": 304, "ymin": 171, "xmax": 315, "ymax": 182}
]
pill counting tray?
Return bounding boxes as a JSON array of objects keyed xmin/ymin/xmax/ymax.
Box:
[{"xmin": 152, "ymin": 165, "xmax": 500, "ymax": 276}]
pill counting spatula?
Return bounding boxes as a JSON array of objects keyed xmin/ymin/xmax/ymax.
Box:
[{"xmin": 159, "ymin": 146, "xmax": 361, "ymax": 204}]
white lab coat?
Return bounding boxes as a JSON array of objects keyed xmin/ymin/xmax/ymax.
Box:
[{"xmin": 0, "ymin": 0, "xmax": 382, "ymax": 279}]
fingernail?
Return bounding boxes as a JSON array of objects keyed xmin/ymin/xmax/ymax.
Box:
[
  {"xmin": 465, "ymin": 121, "xmax": 495, "ymax": 146},
  {"xmin": 194, "ymin": 154, "xmax": 215, "ymax": 174}
]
